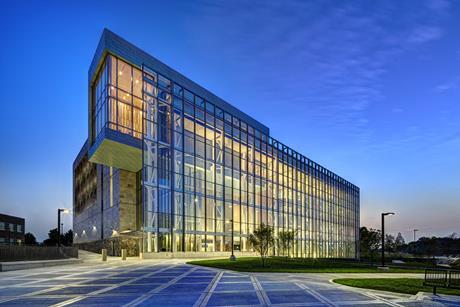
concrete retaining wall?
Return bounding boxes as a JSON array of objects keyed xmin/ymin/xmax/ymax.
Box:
[
  {"xmin": 0, "ymin": 258, "xmax": 83, "ymax": 272},
  {"xmin": 0, "ymin": 246, "xmax": 78, "ymax": 262}
]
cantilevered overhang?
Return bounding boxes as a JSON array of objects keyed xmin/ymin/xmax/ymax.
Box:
[
  {"xmin": 88, "ymin": 128, "xmax": 142, "ymax": 172},
  {"xmin": 88, "ymin": 28, "xmax": 269, "ymax": 135}
]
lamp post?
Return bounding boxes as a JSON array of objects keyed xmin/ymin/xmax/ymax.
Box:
[
  {"xmin": 57, "ymin": 209, "xmax": 69, "ymax": 247},
  {"xmin": 413, "ymin": 229, "xmax": 419, "ymax": 242},
  {"xmin": 229, "ymin": 219, "xmax": 236, "ymax": 261},
  {"xmin": 381, "ymin": 212, "xmax": 395, "ymax": 268}
]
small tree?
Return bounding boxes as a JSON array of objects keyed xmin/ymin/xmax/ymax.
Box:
[
  {"xmin": 394, "ymin": 232, "xmax": 405, "ymax": 252},
  {"xmin": 385, "ymin": 234, "xmax": 396, "ymax": 253},
  {"xmin": 24, "ymin": 232, "xmax": 38, "ymax": 245},
  {"xmin": 248, "ymin": 223, "xmax": 275, "ymax": 267},
  {"xmin": 359, "ymin": 227, "xmax": 381, "ymax": 263},
  {"xmin": 43, "ymin": 228, "xmax": 60, "ymax": 246},
  {"xmin": 277, "ymin": 230, "xmax": 296, "ymax": 258},
  {"xmin": 43, "ymin": 228, "xmax": 74, "ymax": 246},
  {"xmin": 421, "ymin": 237, "xmax": 438, "ymax": 258},
  {"xmin": 448, "ymin": 233, "xmax": 457, "ymax": 239},
  {"xmin": 63, "ymin": 229, "xmax": 73, "ymax": 246}
]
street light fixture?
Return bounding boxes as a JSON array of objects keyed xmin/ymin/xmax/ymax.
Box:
[
  {"xmin": 226, "ymin": 219, "xmax": 236, "ymax": 261},
  {"xmin": 57, "ymin": 208, "xmax": 70, "ymax": 247},
  {"xmin": 381, "ymin": 212, "xmax": 395, "ymax": 268}
]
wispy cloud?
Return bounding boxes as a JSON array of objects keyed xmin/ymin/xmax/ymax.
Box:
[
  {"xmin": 407, "ymin": 26, "xmax": 443, "ymax": 43},
  {"xmin": 434, "ymin": 75, "xmax": 460, "ymax": 92},
  {"xmin": 425, "ymin": 0, "xmax": 451, "ymax": 13},
  {"xmin": 189, "ymin": 0, "xmax": 449, "ymax": 141},
  {"xmin": 181, "ymin": 1, "xmax": 459, "ymax": 234}
]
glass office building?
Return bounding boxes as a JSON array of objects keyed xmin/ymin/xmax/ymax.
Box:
[{"xmin": 73, "ymin": 29, "xmax": 360, "ymax": 258}]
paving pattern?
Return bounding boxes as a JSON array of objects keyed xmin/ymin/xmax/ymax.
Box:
[{"xmin": 0, "ymin": 259, "xmax": 459, "ymax": 306}]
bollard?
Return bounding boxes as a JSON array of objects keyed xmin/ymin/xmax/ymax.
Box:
[
  {"xmin": 101, "ymin": 249, "xmax": 107, "ymax": 261},
  {"xmin": 139, "ymin": 252, "xmax": 143, "ymax": 260},
  {"xmin": 121, "ymin": 249, "xmax": 127, "ymax": 260}
]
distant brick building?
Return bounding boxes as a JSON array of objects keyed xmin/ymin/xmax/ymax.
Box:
[{"xmin": 0, "ymin": 214, "xmax": 25, "ymax": 245}]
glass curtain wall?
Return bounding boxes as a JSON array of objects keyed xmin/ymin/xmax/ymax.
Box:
[
  {"xmin": 92, "ymin": 55, "xmax": 144, "ymax": 143},
  {"xmin": 92, "ymin": 54, "xmax": 359, "ymax": 258}
]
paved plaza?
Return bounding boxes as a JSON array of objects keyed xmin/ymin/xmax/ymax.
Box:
[{"xmin": 0, "ymin": 259, "xmax": 459, "ymax": 306}]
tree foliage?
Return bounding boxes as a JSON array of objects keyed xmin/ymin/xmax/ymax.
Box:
[
  {"xmin": 359, "ymin": 227, "xmax": 381, "ymax": 261},
  {"xmin": 248, "ymin": 223, "xmax": 275, "ymax": 267},
  {"xmin": 43, "ymin": 228, "xmax": 73, "ymax": 246},
  {"xmin": 63, "ymin": 229, "xmax": 74, "ymax": 246},
  {"xmin": 395, "ymin": 232, "xmax": 405, "ymax": 252},
  {"xmin": 361, "ymin": 227, "xmax": 460, "ymax": 258},
  {"xmin": 405, "ymin": 237, "xmax": 438, "ymax": 257},
  {"xmin": 277, "ymin": 230, "xmax": 296, "ymax": 258},
  {"xmin": 385, "ymin": 234, "xmax": 396, "ymax": 252},
  {"xmin": 396, "ymin": 233, "xmax": 460, "ymax": 257},
  {"xmin": 24, "ymin": 232, "xmax": 38, "ymax": 245}
]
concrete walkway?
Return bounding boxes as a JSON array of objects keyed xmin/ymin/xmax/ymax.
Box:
[{"xmin": 0, "ymin": 259, "xmax": 458, "ymax": 306}]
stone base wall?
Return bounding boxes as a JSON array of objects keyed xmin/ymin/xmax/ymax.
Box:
[
  {"xmin": 74, "ymin": 237, "xmax": 139, "ymax": 257},
  {"xmin": 119, "ymin": 170, "xmax": 138, "ymax": 231}
]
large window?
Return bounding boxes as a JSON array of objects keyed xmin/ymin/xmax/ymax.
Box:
[
  {"xmin": 92, "ymin": 55, "xmax": 144, "ymax": 141},
  {"xmin": 140, "ymin": 62, "xmax": 359, "ymax": 257}
]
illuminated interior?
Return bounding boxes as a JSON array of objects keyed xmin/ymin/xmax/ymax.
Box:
[
  {"xmin": 92, "ymin": 55, "xmax": 144, "ymax": 142},
  {"xmin": 140, "ymin": 62, "xmax": 359, "ymax": 257},
  {"xmin": 88, "ymin": 53, "xmax": 359, "ymax": 257}
]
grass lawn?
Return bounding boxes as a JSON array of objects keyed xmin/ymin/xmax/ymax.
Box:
[
  {"xmin": 334, "ymin": 278, "xmax": 460, "ymax": 296},
  {"xmin": 187, "ymin": 257, "xmax": 425, "ymax": 273}
]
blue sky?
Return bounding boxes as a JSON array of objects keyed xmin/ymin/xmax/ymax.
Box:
[{"xmin": 0, "ymin": 0, "xmax": 459, "ymax": 241}]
